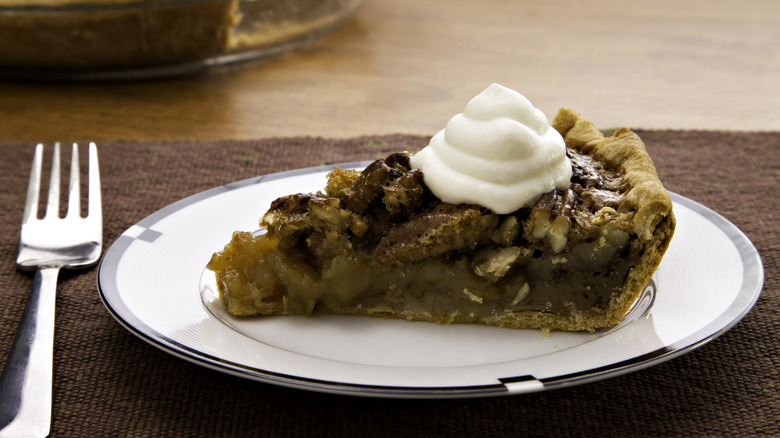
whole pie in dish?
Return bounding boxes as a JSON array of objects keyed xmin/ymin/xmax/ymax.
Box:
[{"xmin": 207, "ymin": 85, "xmax": 675, "ymax": 332}]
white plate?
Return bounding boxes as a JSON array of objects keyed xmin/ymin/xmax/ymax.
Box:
[{"xmin": 98, "ymin": 162, "xmax": 764, "ymax": 398}]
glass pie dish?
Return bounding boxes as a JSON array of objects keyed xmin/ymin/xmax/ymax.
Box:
[{"xmin": 0, "ymin": 0, "xmax": 362, "ymax": 80}]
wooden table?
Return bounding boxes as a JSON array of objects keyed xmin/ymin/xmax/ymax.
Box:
[{"xmin": 1, "ymin": 0, "xmax": 778, "ymax": 143}]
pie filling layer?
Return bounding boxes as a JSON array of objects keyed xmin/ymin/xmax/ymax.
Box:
[{"xmin": 207, "ymin": 109, "xmax": 675, "ymax": 332}]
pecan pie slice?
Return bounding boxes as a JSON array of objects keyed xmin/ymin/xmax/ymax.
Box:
[{"xmin": 207, "ymin": 108, "xmax": 675, "ymax": 332}]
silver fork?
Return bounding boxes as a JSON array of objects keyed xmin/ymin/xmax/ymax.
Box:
[{"xmin": 0, "ymin": 143, "xmax": 102, "ymax": 438}]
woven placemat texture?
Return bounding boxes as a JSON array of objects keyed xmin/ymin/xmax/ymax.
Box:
[{"xmin": 0, "ymin": 131, "xmax": 777, "ymax": 437}]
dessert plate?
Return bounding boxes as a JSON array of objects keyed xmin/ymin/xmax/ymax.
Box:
[{"xmin": 98, "ymin": 162, "xmax": 763, "ymax": 398}]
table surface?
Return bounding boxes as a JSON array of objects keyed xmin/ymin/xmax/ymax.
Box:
[{"xmin": 1, "ymin": 0, "xmax": 779, "ymax": 143}]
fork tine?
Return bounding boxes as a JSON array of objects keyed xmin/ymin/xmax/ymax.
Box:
[
  {"xmin": 66, "ymin": 143, "xmax": 81, "ymax": 219},
  {"xmin": 87, "ymin": 142, "xmax": 101, "ymax": 221},
  {"xmin": 22, "ymin": 144, "xmax": 44, "ymax": 224},
  {"xmin": 44, "ymin": 142, "xmax": 61, "ymax": 219}
]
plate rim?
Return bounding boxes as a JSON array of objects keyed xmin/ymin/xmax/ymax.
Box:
[{"xmin": 97, "ymin": 162, "xmax": 764, "ymax": 399}]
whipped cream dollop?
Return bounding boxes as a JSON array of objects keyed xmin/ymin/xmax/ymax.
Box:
[{"xmin": 410, "ymin": 84, "xmax": 572, "ymax": 214}]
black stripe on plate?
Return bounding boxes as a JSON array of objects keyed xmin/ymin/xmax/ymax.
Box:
[
  {"xmin": 539, "ymin": 346, "xmax": 676, "ymax": 387},
  {"xmin": 499, "ymin": 375, "xmax": 538, "ymax": 384}
]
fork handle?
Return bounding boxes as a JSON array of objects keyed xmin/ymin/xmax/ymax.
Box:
[{"xmin": 0, "ymin": 267, "xmax": 60, "ymax": 438}]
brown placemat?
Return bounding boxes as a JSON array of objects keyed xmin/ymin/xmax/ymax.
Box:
[{"xmin": 0, "ymin": 131, "xmax": 777, "ymax": 437}]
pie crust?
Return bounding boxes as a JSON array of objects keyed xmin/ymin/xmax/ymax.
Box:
[{"xmin": 207, "ymin": 108, "xmax": 675, "ymax": 332}]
